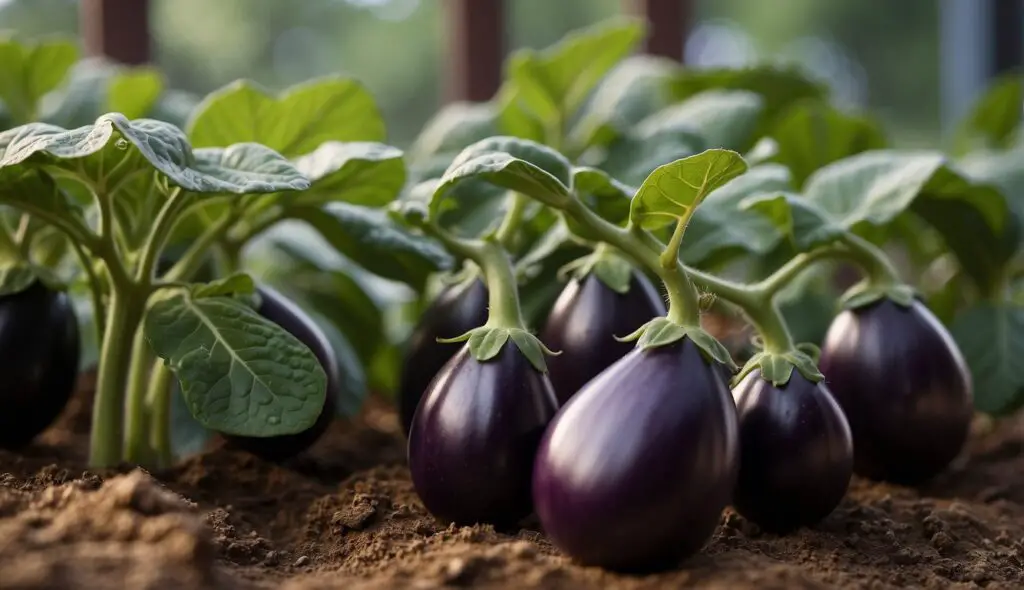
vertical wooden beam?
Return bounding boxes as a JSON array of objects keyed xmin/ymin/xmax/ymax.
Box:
[
  {"xmin": 622, "ymin": 0, "xmax": 692, "ymax": 62},
  {"xmin": 81, "ymin": 0, "xmax": 151, "ymax": 65},
  {"xmin": 445, "ymin": 0, "xmax": 505, "ymax": 102}
]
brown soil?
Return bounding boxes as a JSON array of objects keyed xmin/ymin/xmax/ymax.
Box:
[{"xmin": 2, "ymin": 376, "xmax": 1024, "ymax": 589}]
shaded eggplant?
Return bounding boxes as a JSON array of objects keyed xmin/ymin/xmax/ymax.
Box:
[
  {"xmin": 732, "ymin": 369, "xmax": 853, "ymax": 534},
  {"xmin": 221, "ymin": 284, "xmax": 340, "ymax": 460},
  {"xmin": 532, "ymin": 339, "xmax": 738, "ymax": 572},
  {"xmin": 539, "ymin": 271, "xmax": 665, "ymax": 403},
  {"xmin": 398, "ymin": 278, "xmax": 488, "ymax": 434},
  {"xmin": 0, "ymin": 281, "xmax": 80, "ymax": 449},
  {"xmin": 408, "ymin": 343, "xmax": 558, "ymax": 527},
  {"xmin": 818, "ymin": 299, "xmax": 972, "ymax": 485}
]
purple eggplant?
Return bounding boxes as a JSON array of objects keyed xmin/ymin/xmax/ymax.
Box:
[
  {"xmin": 0, "ymin": 281, "xmax": 80, "ymax": 449},
  {"xmin": 398, "ymin": 279, "xmax": 488, "ymax": 435},
  {"xmin": 732, "ymin": 369, "xmax": 853, "ymax": 534},
  {"xmin": 408, "ymin": 342, "xmax": 558, "ymax": 528},
  {"xmin": 818, "ymin": 298, "xmax": 972, "ymax": 485},
  {"xmin": 532, "ymin": 339, "xmax": 738, "ymax": 572},
  {"xmin": 539, "ymin": 271, "xmax": 665, "ymax": 403},
  {"xmin": 221, "ymin": 285, "xmax": 339, "ymax": 460}
]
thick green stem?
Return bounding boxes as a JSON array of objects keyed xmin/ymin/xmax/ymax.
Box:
[
  {"xmin": 146, "ymin": 359, "xmax": 174, "ymax": 468},
  {"xmin": 123, "ymin": 326, "xmax": 155, "ymax": 464},
  {"xmin": 136, "ymin": 188, "xmax": 189, "ymax": 284},
  {"xmin": 163, "ymin": 212, "xmax": 235, "ymax": 282},
  {"xmin": 842, "ymin": 233, "xmax": 902, "ymax": 286},
  {"xmin": 744, "ymin": 300, "xmax": 795, "ymax": 354},
  {"xmin": 494, "ymin": 192, "xmax": 527, "ymax": 249},
  {"xmin": 89, "ymin": 286, "xmax": 143, "ymax": 467}
]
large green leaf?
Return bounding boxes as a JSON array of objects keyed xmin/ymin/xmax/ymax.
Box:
[
  {"xmin": 186, "ymin": 76, "xmax": 386, "ymax": 155},
  {"xmin": 144, "ymin": 293, "xmax": 327, "ymax": 437},
  {"xmin": 410, "ymin": 101, "xmax": 498, "ymax": 162},
  {"xmin": 629, "ymin": 149, "xmax": 748, "ymax": 230},
  {"xmin": 769, "ymin": 100, "xmax": 887, "ymax": 189},
  {"xmin": 290, "ymin": 141, "xmax": 405, "ymax": 207},
  {"xmin": 641, "ymin": 90, "xmax": 764, "ymax": 152},
  {"xmin": 741, "ymin": 192, "xmax": 845, "ymax": 252},
  {"xmin": 598, "ymin": 120, "xmax": 705, "ymax": 187},
  {"xmin": 292, "ymin": 203, "xmax": 452, "ymax": 289},
  {"xmin": 954, "ymin": 74, "xmax": 1022, "ymax": 154},
  {"xmin": 680, "ymin": 163, "xmax": 792, "ymax": 266},
  {"xmin": 0, "ymin": 36, "xmax": 78, "ymax": 123},
  {"xmin": 106, "ymin": 66, "xmax": 165, "ymax": 121},
  {"xmin": 950, "ymin": 303, "xmax": 1024, "ymax": 415}
]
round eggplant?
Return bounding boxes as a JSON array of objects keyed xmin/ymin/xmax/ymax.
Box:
[
  {"xmin": 532, "ymin": 339, "xmax": 738, "ymax": 572},
  {"xmin": 539, "ymin": 271, "xmax": 665, "ymax": 403},
  {"xmin": 731, "ymin": 369, "xmax": 853, "ymax": 534},
  {"xmin": 398, "ymin": 278, "xmax": 488, "ymax": 435},
  {"xmin": 408, "ymin": 342, "xmax": 558, "ymax": 528},
  {"xmin": 0, "ymin": 281, "xmax": 80, "ymax": 449},
  {"xmin": 221, "ymin": 285, "xmax": 340, "ymax": 460},
  {"xmin": 818, "ymin": 298, "xmax": 973, "ymax": 485}
]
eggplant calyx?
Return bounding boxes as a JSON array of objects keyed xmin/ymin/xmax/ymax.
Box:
[
  {"xmin": 616, "ymin": 316, "xmax": 737, "ymax": 371},
  {"xmin": 736, "ymin": 346, "xmax": 824, "ymax": 388},
  {"xmin": 437, "ymin": 325, "xmax": 559, "ymax": 373},
  {"xmin": 840, "ymin": 282, "xmax": 916, "ymax": 311},
  {"xmin": 0, "ymin": 263, "xmax": 66, "ymax": 296},
  {"xmin": 557, "ymin": 244, "xmax": 634, "ymax": 294}
]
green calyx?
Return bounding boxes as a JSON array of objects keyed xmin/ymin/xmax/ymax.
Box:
[
  {"xmin": 558, "ymin": 243, "xmax": 634, "ymax": 294},
  {"xmin": 617, "ymin": 316, "xmax": 737, "ymax": 372},
  {"xmin": 840, "ymin": 281, "xmax": 917, "ymax": 310},
  {"xmin": 735, "ymin": 342, "xmax": 823, "ymax": 388},
  {"xmin": 438, "ymin": 325, "xmax": 558, "ymax": 373}
]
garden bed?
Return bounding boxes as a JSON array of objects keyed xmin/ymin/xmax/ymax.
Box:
[{"xmin": 0, "ymin": 375, "xmax": 1022, "ymax": 590}]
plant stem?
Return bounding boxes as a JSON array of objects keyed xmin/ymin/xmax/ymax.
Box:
[
  {"xmin": 841, "ymin": 233, "xmax": 902, "ymax": 286},
  {"xmin": 89, "ymin": 286, "xmax": 142, "ymax": 467},
  {"xmin": 163, "ymin": 212, "xmax": 235, "ymax": 282},
  {"xmin": 70, "ymin": 239, "xmax": 108, "ymax": 347},
  {"xmin": 136, "ymin": 188, "xmax": 189, "ymax": 284},
  {"xmin": 494, "ymin": 192, "xmax": 527, "ymax": 249},
  {"xmin": 123, "ymin": 326, "xmax": 155, "ymax": 464},
  {"xmin": 145, "ymin": 359, "xmax": 174, "ymax": 468}
]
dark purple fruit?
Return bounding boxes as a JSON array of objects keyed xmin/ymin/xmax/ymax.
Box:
[
  {"xmin": 408, "ymin": 342, "xmax": 558, "ymax": 527},
  {"xmin": 0, "ymin": 281, "xmax": 80, "ymax": 449},
  {"xmin": 221, "ymin": 285, "xmax": 339, "ymax": 461},
  {"xmin": 539, "ymin": 271, "xmax": 665, "ymax": 403},
  {"xmin": 532, "ymin": 339, "xmax": 738, "ymax": 572},
  {"xmin": 399, "ymin": 279, "xmax": 488, "ymax": 435},
  {"xmin": 732, "ymin": 369, "xmax": 853, "ymax": 534},
  {"xmin": 818, "ymin": 298, "xmax": 973, "ymax": 485}
]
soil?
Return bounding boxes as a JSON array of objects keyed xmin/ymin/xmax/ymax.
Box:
[{"xmin": 2, "ymin": 375, "xmax": 1024, "ymax": 589}]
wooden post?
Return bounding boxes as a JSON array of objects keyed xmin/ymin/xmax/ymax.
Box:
[
  {"xmin": 445, "ymin": 0, "xmax": 505, "ymax": 102},
  {"xmin": 622, "ymin": 0, "xmax": 692, "ymax": 61},
  {"xmin": 80, "ymin": 0, "xmax": 151, "ymax": 65}
]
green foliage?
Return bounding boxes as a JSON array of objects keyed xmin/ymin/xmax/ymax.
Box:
[{"xmin": 629, "ymin": 149, "xmax": 748, "ymax": 230}]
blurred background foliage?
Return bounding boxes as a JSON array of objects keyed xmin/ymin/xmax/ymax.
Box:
[{"xmin": 1, "ymin": 0, "xmax": 941, "ymax": 147}]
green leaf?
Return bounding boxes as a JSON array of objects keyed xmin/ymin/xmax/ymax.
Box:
[
  {"xmin": 186, "ymin": 76, "xmax": 385, "ymax": 155},
  {"xmin": 505, "ymin": 17, "xmax": 645, "ymax": 123},
  {"xmin": 745, "ymin": 137, "xmax": 779, "ymax": 165},
  {"xmin": 641, "ymin": 90, "xmax": 765, "ymax": 151},
  {"xmin": 954, "ymin": 74, "xmax": 1022, "ymax": 154},
  {"xmin": 290, "ymin": 141, "xmax": 405, "ymax": 207},
  {"xmin": 680, "ymin": 163, "xmax": 792, "ymax": 266},
  {"xmin": 410, "ymin": 101, "xmax": 498, "ymax": 162},
  {"xmin": 0, "ymin": 264, "xmax": 38, "ymax": 296},
  {"xmin": 769, "ymin": 100, "xmax": 887, "ymax": 188},
  {"xmin": 495, "ymin": 82, "xmax": 547, "ymax": 143},
  {"xmin": 0, "ymin": 114, "xmax": 310, "ymax": 195},
  {"xmin": 804, "ymin": 150, "xmax": 1006, "ymax": 236},
  {"xmin": 741, "ymin": 192, "xmax": 845, "ymax": 252},
  {"xmin": 292, "ymin": 203, "xmax": 452, "ymax": 289},
  {"xmin": 950, "ymin": 302, "xmax": 1024, "ymax": 415},
  {"xmin": 0, "ymin": 36, "xmax": 78, "ymax": 123},
  {"xmin": 190, "ymin": 272, "xmax": 256, "ymax": 299},
  {"xmin": 599, "ymin": 123, "xmax": 705, "ymax": 188},
  {"xmin": 144, "ymin": 293, "xmax": 327, "ymax": 437},
  {"xmin": 589, "ymin": 251, "xmax": 635, "ymax": 295},
  {"xmin": 629, "ymin": 149, "xmax": 749, "ymax": 230},
  {"xmin": 572, "ymin": 166, "xmax": 633, "ymax": 225},
  {"xmin": 106, "ymin": 66, "xmax": 164, "ymax": 120},
  {"xmin": 432, "ymin": 137, "xmax": 573, "ymax": 218}
]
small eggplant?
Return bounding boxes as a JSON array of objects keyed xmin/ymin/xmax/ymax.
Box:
[
  {"xmin": 731, "ymin": 369, "xmax": 853, "ymax": 534},
  {"xmin": 818, "ymin": 299, "xmax": 972, "ymax": 485},
  {"xmin": 398, "ymin": 279, "xmax": 488, "ymax": 435},
  {"xmin": 0, "ymin": 281, "xmax": 80, "ymax": 449},
  {"xmin": 532, "ymin": 339, "xmax": 738, "ymax": 572},
  {"xmin": 408, "ymin": 342, "xmax": 558, "ymax": 528},
  {"xmin": 221, "ymin": 285, "xmax": 340, "ymax": 460},
  {"xmin": 539, "ymin": 271, "xmax": 665, "ymax": 403}
]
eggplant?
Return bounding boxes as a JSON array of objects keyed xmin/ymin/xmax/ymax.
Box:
[
  {"xmin": 818, "ymin": 299, "xmax": 972, "ymax": 485},
  {"xmin": 0, "ymin": 281, "xmax": 80, "ymax": 448},
  {"xmin": 731, "ymin": 369, "xmax": 853, "ymax": 534},
  {"xmin": 531, "ymin": 339, "xmax": 738, "ymax": 572},
  {"xmin": 398, "ymin": 278, "xmax": 488, "ymax": 434},
  {"xmin": 408, "ymin": 342, "xmax": 558, "ymax": 527},
  {"xmin": 221, "ymin": 285, "xmax": 340, "ymax": 460},
  {"xmin": 539, "ymin": 271, "xmax": 665, "ymax": 403}
]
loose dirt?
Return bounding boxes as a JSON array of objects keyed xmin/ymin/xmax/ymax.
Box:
[{"xmin": 2, "ymin": 374, "xmax": 1023, "ymax": 589}]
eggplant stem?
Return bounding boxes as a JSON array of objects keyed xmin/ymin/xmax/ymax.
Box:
[{"xmin": 146, "ymin": 359, "xmax": 175, "ymax": 468}]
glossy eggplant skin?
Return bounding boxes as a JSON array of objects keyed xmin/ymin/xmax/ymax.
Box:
[
  {"xmin": 539, "ymin": 271, "xmax": 665, "ymax": 403},
  {"xmin": 221, "ymin": 285, "xmax": 340, "ymax": 461},
  {"xmin": 818, "ymin": 299, "xmax": 973, "ymax": 485},
  {"xmin": 532, "ymin": 339, "xmax": 738, "ymax": 572},
  {"xmin": 0, "ymin": 282, "xmax": 80, "ymax": 449},
  {"xmin": 408, "ymin": 343, "xmax": 558, "ymax": 528},
  {"xmin": 732, "ymin": 369, "xmax": 853, "ymax": 534},
  {"xmin": 398, "ymin": 279, "xmax": 488, "ymax": 435}
]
